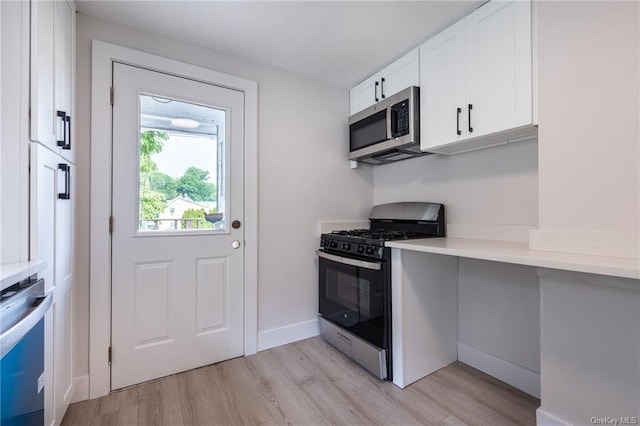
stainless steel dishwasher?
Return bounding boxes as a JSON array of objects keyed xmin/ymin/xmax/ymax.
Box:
[{"xmin": 1, "ymin": 276, "xmax": 52, "ymax": 425}]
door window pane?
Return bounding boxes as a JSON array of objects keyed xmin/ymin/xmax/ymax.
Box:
[{"xmin": 138, "ymin": 94, "xmax": 226, "ymax": 232}]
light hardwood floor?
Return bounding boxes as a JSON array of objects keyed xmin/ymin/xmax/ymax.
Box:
[{"xmin": 63, "ymin": 337, "xmax": 539, "ymax": 425}]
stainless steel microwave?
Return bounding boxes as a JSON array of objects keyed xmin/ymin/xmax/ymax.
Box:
[{"xmin": 348, "ymin": 86, "xmax": 427, "ymax": 165}]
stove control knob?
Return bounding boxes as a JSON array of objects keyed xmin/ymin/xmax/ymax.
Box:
[
  {"xmin": 330, "ymin": 241, "xmax": 337, "ymax": 248},
  {"xmin": 365, "ymin": 246, "xmax": 374, "ymax": 255},
  {"xmin": 357, "ymin": 245, "xmax": 365, "ymax": 254},
  {"xmin": 342, "ymin": 243, "xmax": 351, "ymax": 251}
]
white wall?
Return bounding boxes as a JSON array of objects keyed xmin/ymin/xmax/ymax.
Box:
[
  {"xmin": 458, "ymin": 259, "xmax": 540, "ymax": 372},
  {"xmin": 533, "ymin": 2, "xmax": 640, "ymax": 422},
  {"xmin": 458, "ymin": 259, "xmax": 540, "ymax": 397},
  {"xmin": 532, "ymin": 1, "xmax": 640, "ymax": 258},
  {"xmin": 74, "ymin": 14, "xmax": 373, "ymax": 378},
  {"xmin": 373, "ymin": 139, "xmax": 538, "ymax": 226},
  {"xmin": 539, "ymin": 270, "xmax": 640, "ymax": 425}
]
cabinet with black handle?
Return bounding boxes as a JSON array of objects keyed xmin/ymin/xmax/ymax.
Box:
[
  {"xmin": 30, "ymin": 143, "xmax": 75, "ymax": 426},
  {"xmin": 420, "ymin": 0, "xmax": 537, "ymax": 154},
  {"xmin": 29, "ymin": 1, "xmax": 76, "ymax": 419},
  {"xmin": 30, "ymin": 0, "xmax": 75, "ymax": 163},
  {"xmin": 350, "ymin": 49, "xmax": 419, "ymax": 115}
]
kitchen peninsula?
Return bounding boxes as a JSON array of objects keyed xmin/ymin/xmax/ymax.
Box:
[
  {"xmin": 388, "ymin": 237, "xmax": 640, "ymax": 280},
  {"xmin": 388, "ymin": 236, "xmax": 640, "ymax": 425}
]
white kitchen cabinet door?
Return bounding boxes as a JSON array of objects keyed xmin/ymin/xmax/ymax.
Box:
[
  {"xmin": 31, "ymin": 144, "xmax": 74, "ymax": 425},
  {"xmin": 31, "ymin": 144, "xmax": 56, "ymax": 426},
  {"xmin": 54, "ymin": 159, "xmax": 74, "ymax": 426},
  {"xmin": 378, "ymin": 49, "xmax": 419, "ymax": 101},
  {"xmin": 419, "ymin": 20, "xmax": 467, "ymax": 150},
  {"xmin": 30, "ymin": 0, "xmax": 75, "ymax": 162},
  {"xmin": 55, "ymin": 0, "xmax": 74, "ymax": 163},
  {"xmin": 30, "ymin": 0, "xmax": 56, "ymax": 150},
  {"xmin": 466, "ymin": 0, "xmax": 532, "ymax": 138},
  {"xmin": 350, "ymin": 73, "xmax": 380, "ymax": 115},
  {"xmin": 53, "ymin": 286, "xmax": 73, "ymax": 426},
  {"xmin": 349, "ymin": 48, "xmax": 419, "ymax": 115},
  {"xmin": 420, "ymin": 0, "xmax": 535, "ymax": 154}
]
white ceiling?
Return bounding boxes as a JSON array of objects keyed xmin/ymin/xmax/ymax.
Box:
[{"xmin": 76, "ymin": 1, "xmax": 484, "ymax": 89}]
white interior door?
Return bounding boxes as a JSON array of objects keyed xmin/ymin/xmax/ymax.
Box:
[{"xmin": 111, "ymin": 62, "xmax": 245, "ymax": 390}]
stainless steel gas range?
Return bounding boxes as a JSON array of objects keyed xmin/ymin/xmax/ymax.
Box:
[{"xmin": 317, "ymin": 202, "xmax": 445, "ymax": 380}]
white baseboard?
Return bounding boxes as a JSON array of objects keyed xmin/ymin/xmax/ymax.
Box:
[
  {"xmin": 71, "ymin": 375, "xmax": 89, "ymax": 403},
  {"xmin": 458, "ymin": 342, "xmax": 540, "ymax": 398},
  {"xmin": 536, "ymin": 408, "xmax": 571, "ymax": 426},
  {"xmin": 257, "ymin": 319, "xmax": 320, "ymax": 352}
]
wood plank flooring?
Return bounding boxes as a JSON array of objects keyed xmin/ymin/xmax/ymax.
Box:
[{"xmin": 63, "ymin": 337, "xmax": 539, "ymax": 425}]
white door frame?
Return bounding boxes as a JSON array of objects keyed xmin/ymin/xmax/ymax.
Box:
[{"xmin": 89, "ymin": 40, "xmax": 258, "ymax": 399}]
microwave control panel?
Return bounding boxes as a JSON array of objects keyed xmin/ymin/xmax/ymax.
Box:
[{"xmin": 391, "ymin": 100, "xmax": 410, "ymax": 138}]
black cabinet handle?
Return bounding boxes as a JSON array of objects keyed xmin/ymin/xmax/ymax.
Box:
[
  {"xmin": 380, "ymin": 78, "xmax": 386, "ymax": 99},
  {"xmin": 374, "ymin": 81, "xmax": 379, "ymax": 102},
  {"xmin": 468, "ymin": 104, "xmax": 473, "ymax": 133},
  {"xmin": 63, "ymin": 115, "xmax": 71, "ymax": 150},
  {"xmin": 58, "ymin": 163, "xmax": 70, "ymax": 200},
  {"xmin": 456, "ymin": 107, "xmax": 462, "ymax": 135},
  {"xmin": 56, "ymin": 111, "xmax": 67, "ymax": 147}
]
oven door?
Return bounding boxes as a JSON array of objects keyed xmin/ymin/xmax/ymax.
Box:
[{"xmin": 317, "ymin": 250, "xmax": 389, "ymax": 349}]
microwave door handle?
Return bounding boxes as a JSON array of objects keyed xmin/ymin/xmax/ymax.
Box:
[
  {"xmin": 386, "ymin": 106, "xmax": 393, "ymax": 140},
  {"xmin": 390, "ymin": 108, "xmax": 399, "ymax": 138}
]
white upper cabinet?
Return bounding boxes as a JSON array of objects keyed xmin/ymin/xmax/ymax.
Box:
[
  {"xmin": 55, "ymin": 0, "xmax": 74, "ymax": 162},
  {"xmin": 420, "ymin": 0, "xmax": 536, "ymax": 154},
  {"xmin": 420, "ymin": 19, "xmax": 467, "ymax": 149},
  {"xmin": 378, "ymin": 49, "xmax": 420, "ymax": 102},
  {"xmin": 350, "ymin": 74, "xmax": 379, "ymax": 115},
  {"xmin": 30, "ymin": 0, "xmax": 75, "ymax": 162},
  {"xmin": 350, "ymin": 49, "xmax": 419, "ymax": 115},
  {"xmin": 30, "ymin": 0, "xmax": 56, "ymax": 149},
  {"xmin": 466, "ymin": 0, "xmax": 532, "ymax": 138}
]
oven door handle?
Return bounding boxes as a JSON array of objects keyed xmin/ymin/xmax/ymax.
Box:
[{"xmin": 316, "ymin": 250, "xmax": 381, "ymax": 271}]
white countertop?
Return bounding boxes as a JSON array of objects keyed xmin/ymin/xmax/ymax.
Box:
[
  {"xmin": 387, "ymin": 237, "xmax": 640, "ymax": 280},
  {"xmin": 0, "ymin": 261, "xmax": 46, "ymax": 291}
]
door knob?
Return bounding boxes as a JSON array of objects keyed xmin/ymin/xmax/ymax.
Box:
[
  {"xmin": 232, "ymin": 220, "xmax": 241, "ymax": 229},
  {"xmin": 232, "ymin": 240, "xmax": 241, "ymax": 249}
]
